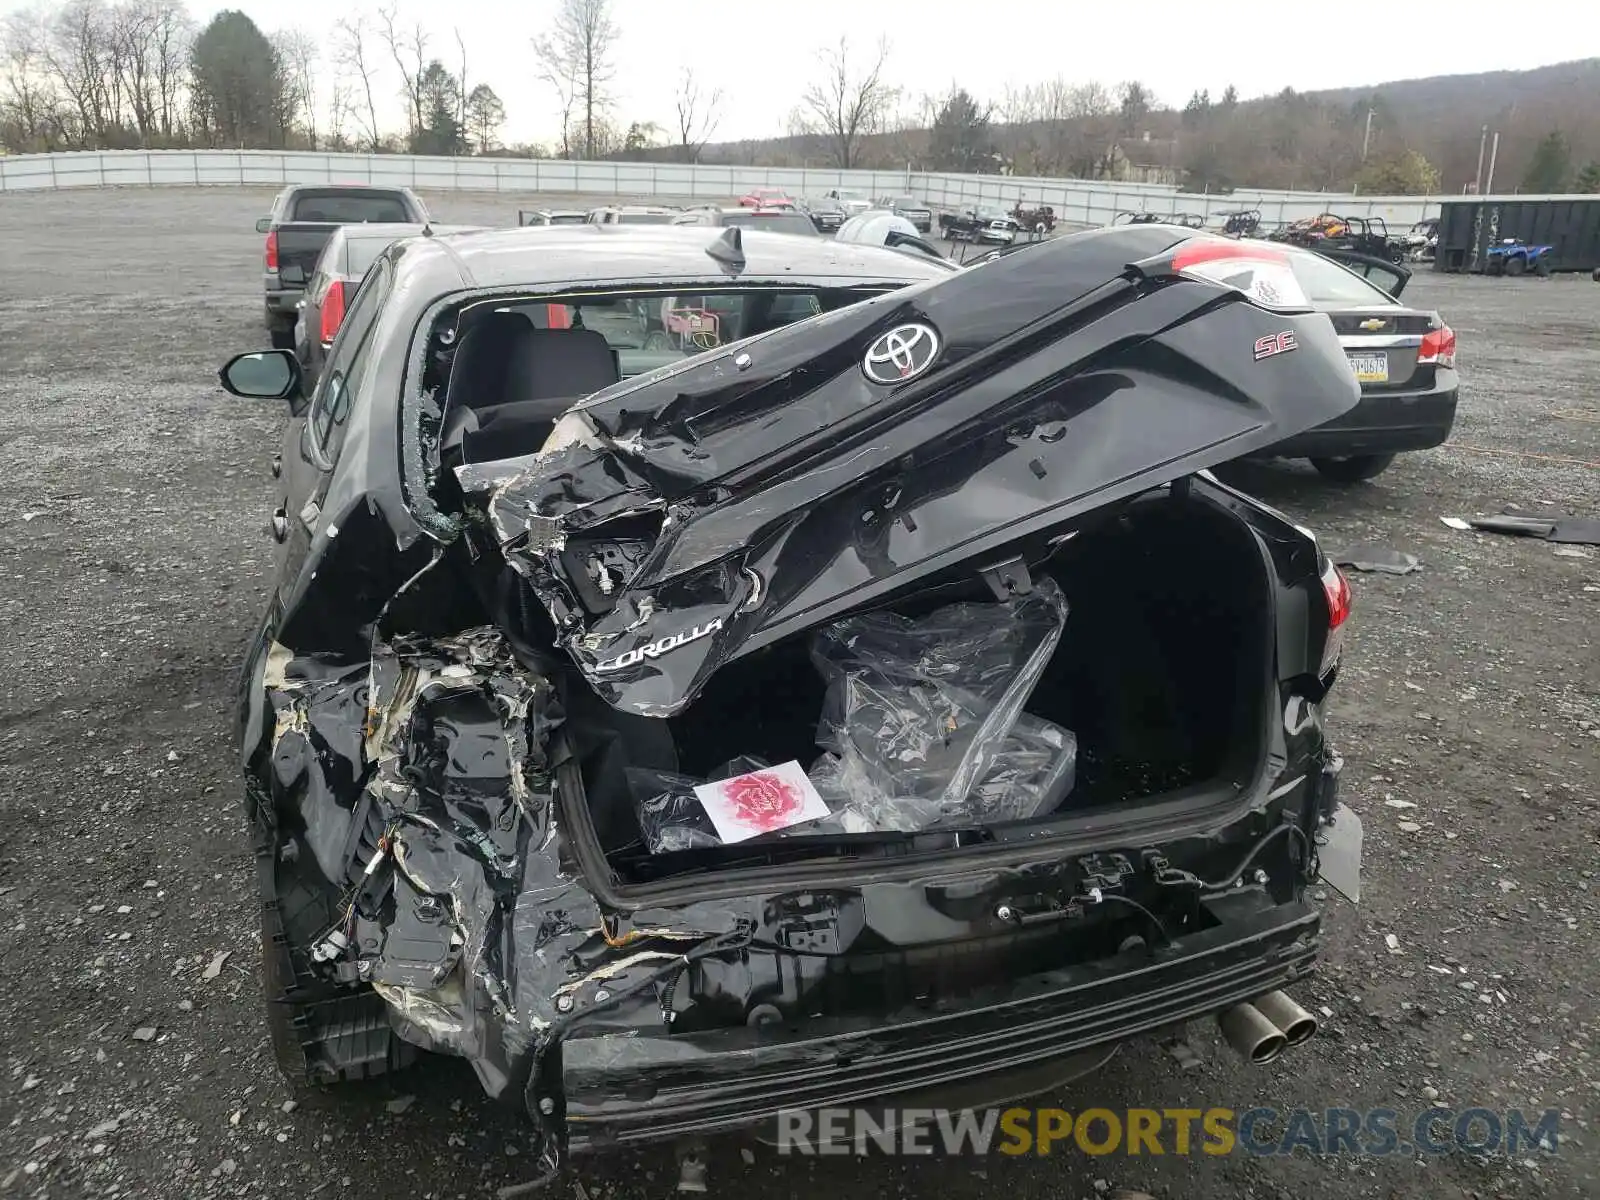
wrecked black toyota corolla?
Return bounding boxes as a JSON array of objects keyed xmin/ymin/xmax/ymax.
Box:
[{"xmin": 221, "ymin": 223, "xmax": 1364, "ymax": 1170}]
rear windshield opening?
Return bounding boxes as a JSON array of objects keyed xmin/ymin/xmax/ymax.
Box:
[
  {"xmin": 424, "ymin": 285, "xmax": 893, "ymax": 481},
  {"xmin": 291, "ymin": 191, "xmax": 412, "ymax": 223},
  {"xmin": 720, "ymin": 212, "xmax": 818, "ymax": 236}
]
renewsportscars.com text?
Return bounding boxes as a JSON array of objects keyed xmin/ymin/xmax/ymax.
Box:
[{"xmin": 775, "ymin": 1106, "xmax": 1561, "ymax": 1158}]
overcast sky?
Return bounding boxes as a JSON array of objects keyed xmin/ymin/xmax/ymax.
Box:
[{"xmin": 6, "ymin": 0, "xmax": 1592, "ymax": 147}]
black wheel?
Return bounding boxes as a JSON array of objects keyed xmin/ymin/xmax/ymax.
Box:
[
  {"xmin": 1535, "ymin": 256, "xmax": 1552, "ymax": 277},
  {"xmin": 1505, "ymin": 255, "xmax": 1526, "ymax": 276},
  {"xmin": 1485, "ymin": 259, "xmax": 1503, "ymax": 276},
  {"xmin": 1310, "ymin": 453, "xmax": 1396, "ymax": 483}
]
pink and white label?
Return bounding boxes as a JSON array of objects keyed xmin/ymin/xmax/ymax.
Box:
[{"xmin": 693, "ymin": 760, "xmax": 830, "ymax": 843}]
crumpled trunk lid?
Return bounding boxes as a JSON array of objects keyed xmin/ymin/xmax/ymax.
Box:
[{"xmin": 461, "ymin": 225, "xmax": 1358, "ymax": 717}]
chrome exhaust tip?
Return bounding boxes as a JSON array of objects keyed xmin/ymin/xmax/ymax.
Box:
[
  {"xmin": 1254, "ymin": 990, "xmax": 1319, "ymax": 1046},
  {"xmin": 1218, "ymin": 1002, "xmax": 1288, "ymax": 1065}
]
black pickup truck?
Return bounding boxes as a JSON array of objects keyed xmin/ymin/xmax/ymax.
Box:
[{"xmin": 256, "ymin": 184, "xmax": 429, "ymax": 347}]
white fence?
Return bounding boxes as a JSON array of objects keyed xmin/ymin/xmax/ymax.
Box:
[{"xmin": 0, "ymin": 149, "xmax": 1441, "ymax": 228}]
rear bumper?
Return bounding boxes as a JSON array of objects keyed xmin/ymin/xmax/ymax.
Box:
[
  {"xmin": 264, "ymin": 286, "xmax": 303, "ymax": 320},
  {"xmin": 1264, "ymin": 377, "xmax": 1458, "ymax": 458},
  {"xmin": 556, "ymin": 894, "xmax": 1320, "ymax": 1151}
]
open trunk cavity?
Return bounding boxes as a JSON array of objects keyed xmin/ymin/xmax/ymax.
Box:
[{"xmin": 565, "ymin": 486, "xmax": 1276, "ymax": 889}]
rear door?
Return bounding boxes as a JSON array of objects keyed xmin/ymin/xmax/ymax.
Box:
[{"xmin": 272, "ymin": 257, "xmax": 393, "ymax": 592}]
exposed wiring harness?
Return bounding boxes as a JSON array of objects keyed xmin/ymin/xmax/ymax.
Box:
[{"xmin": 1152, "ymin": 822, "xmax": 1312, "ymax": 894}]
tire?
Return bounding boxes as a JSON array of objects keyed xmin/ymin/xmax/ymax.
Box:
[
  {"xmin": 1506, "ymin": 255, "xmax": 1526, "ymax": 276},
  {"xmin": 267, "ymin": 315, "xmax": 296, "ymax": 350},
  {"xmin": 1486, "ymin": 258, "xmax": 1503, "ymax": 276},
  {"xmin": 1310, "ymin": 453, "xmax": 1396, "ymax": 483},
  {"xmin": 1535, "ymin": 256, "xmax": 1552, "ymax": 278}
]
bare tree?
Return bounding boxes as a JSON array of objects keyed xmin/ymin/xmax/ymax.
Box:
[
  {"xmin": 454, "ymin": 28, "xmax": 467, "ymax": 132},
  {"xmin": 672, "ymin": 66, "xmax": 721, "ymax": 163},
  {"xmin": 44, "ymin": 0, "xmax": 115, "ymax": 147},
  {"xmin": 533, "ymin": 0, "xmax": 617, "ymax": 160},
  {"xmin": 376, "ymin": 3, "xmax": 426, "ymax": 142},
  {"xmin": 274, "ymin": 27, "xmax": 318, "ymax": 148},
  {"xmin": 465, "ymin": 81, "xmax": 503, "ymax": 153},
  {"xmin": 325, "ymin": 79, "xmax": 351, "ymax": 149},
  {"xmin": 793, "ymin": 36, "xmax": 897, "ymax": 170},
  {"xmin": 0, "ymin": 6, "xmax": 68, "ymax": 150},
  {"xmin": 334, "ymin": 16, "xmax": 381, "ymax": 152},
  {"xmin": 148, "ymin": 0, "xmax": 188, "ymax": 140}
]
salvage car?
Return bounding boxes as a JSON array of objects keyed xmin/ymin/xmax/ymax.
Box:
[
  {"xmin": 737, "ymin": 187, "xmax": 796, "ymax": 210},
  {"xmin": 255, "ymin": 183, "xmax": 429, "ymax": 349},
  {"xmin": 834, "ymin": 211, "xmax": 944, "ymax": 259},
  {"xmin": 939, "ymin": 205, "xmax": 1020, "ymax": 243},
  {"xmin": 875, "ymin": 194, "xmax": 934, "ymax": 232},
  {"xmin": 670, "ymin": 206, "xmax": 820, "ymax": 237},
  {"xmin": 585, "ymin": 204, "xmax": 681, "ymax": 225},
  {"xmin": 1257, "ymin": 244, "xmax": 1457, "ymax": 480},
  {"xmin": 801, "ymin": 194, "xmax": 846, "ymax": 232},
  {"xmin": 518, "ymin": 209, "xmax": 589, "ymax": 227},
  {"xmin": 823, "ymin": 187, "xmax": 872, "ymax": 216},
  {"xmin": 218, "ymin": 223, "xmax": 1363, "ymax": 1175}
]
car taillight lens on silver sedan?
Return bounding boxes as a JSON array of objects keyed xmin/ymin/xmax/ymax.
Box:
[
  {"xmin": 318, "ymin": 279, "xmax": 346, "ymax": 347},
  {"xmin": 1417, "ymin": 324, "xmax": 1456, "ymax": 369}
]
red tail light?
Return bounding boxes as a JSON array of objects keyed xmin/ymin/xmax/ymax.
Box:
[
  {"xmin": 545, "ymin": 303, "xmax": 571, "ymax": 329},
  {"xmin": 1417, "ymin": 324, "xmax": 1456, "ymax": 369},
  {"xmin": 318, "ymin": 279, "xmax": 346, "ymax": 347},
  {"xmin": 264, "ymin": 230, "xmax": 279, "ymax": 271},
  {"xmin": 1319, "ymin": 559, "xmax": 1352, "ymax": 677}
]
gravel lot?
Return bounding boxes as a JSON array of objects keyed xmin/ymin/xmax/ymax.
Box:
[{"xmin": 0, "ymin": 186, "xmax": 1596, "ymax": 1200}]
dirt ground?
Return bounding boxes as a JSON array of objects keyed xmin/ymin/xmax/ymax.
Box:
[{"xmin": 0, "ymin": 186, "xmax": 1595, "ymax": 1200}]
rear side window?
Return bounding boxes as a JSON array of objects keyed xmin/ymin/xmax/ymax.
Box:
[
  {"xmin": 344, "ymin": 236, "xmax": 398, "ymax": 278},
  {"xmin": 292, "ymin": 190, "xmax": 412, "ymax": 223},
  {"xmin": 1286, "ymin": 251, "xmax": 1397, "ymax": 306},
  {"xmin": 310, "ymin": 260, "xmax": 391, "ymax": 464}
]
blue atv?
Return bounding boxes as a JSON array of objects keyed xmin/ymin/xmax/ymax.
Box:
[{"xmin": 1485, "ymin": 237, "xmax": 1555, "ymax": 276}]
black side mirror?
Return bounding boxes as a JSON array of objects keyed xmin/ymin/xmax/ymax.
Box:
[
  {"xmin": 255, "ymin": 217, "xmax": 271, "ymax": 234},
  {"xmin": 219, "ymin": 349, "xmax": 302, "ymax": 401}
]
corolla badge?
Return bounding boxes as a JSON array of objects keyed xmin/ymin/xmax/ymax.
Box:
[
  {"xmin": 862, "ymin": 323, "xmax": 941, "ymax": 384},
  {"xmin": 592, "ymin": 617, "xmax": 725, "ymax": 673}
]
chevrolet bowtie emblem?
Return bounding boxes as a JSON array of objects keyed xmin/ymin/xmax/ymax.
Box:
[{"xmin": 1359, "ymin": 318, "xmax": 1386, "ymax": 331}]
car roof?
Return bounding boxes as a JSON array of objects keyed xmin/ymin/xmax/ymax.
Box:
[
  {"xmin": 333, "ymin": 222, "xmax": 476, "ymax": 241},
  {"xmin": 286, "ymin": 182, "xmax": 413, "ymax": 194},
  {"xmin": 420, "ymin": 224, "xmax": 955, "ymax": 289}
]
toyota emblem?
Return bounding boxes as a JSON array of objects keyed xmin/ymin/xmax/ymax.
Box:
[{"xmin": 862, "ymin": 323, "xmax": 940, "ymax": 385}]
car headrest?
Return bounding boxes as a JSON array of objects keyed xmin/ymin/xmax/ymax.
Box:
[
  {"xmin": 503, "ymin": 327, "xmax": 620, "ymax": 403},
  {"xmin": 446, "ymin": 310, "xmax": 537, "ymax": 410}
]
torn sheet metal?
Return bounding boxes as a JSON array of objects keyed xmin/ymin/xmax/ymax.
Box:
[
  {"xmin": 461, "ymin": 231, "xmax": 1360, "ymax": 718},
  {"xmin": 1332, "ymin": 543, "xmax": 1422, "ymax": 575}
]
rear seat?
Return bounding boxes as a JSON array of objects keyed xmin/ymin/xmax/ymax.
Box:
[{"xmin": 441, "ymin": 312, "xmax": 621, "ymax": 463}]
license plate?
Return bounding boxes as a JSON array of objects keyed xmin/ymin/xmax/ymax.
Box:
[{"xmin": 1347, "ymin": 352, "xmax": 1388, "ymax": 383}]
